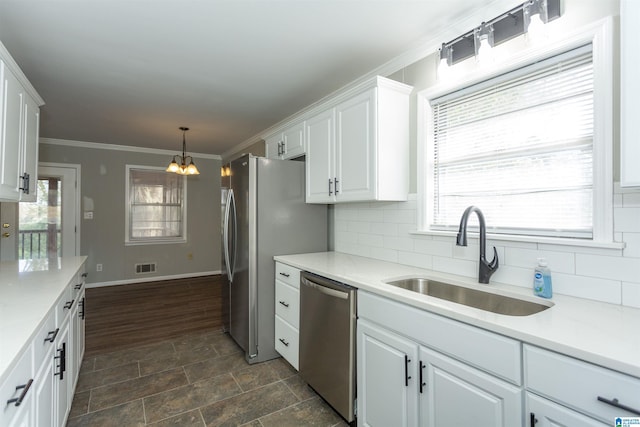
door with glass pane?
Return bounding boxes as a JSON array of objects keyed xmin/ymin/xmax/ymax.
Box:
[{"xmin": 18, "ymin": 165, "xmax": 78, "ymax": 259}]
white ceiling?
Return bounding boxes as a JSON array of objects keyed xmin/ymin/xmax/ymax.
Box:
[{"xmin": 0, "ymin": 0, "xmax": 495, "ymax": 156}]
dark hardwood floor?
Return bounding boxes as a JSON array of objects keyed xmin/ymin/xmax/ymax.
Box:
[{"xmin": 84, "ymin": 275, "xmax": 227, "ymax": 357}]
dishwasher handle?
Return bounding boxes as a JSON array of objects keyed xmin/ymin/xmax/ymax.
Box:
[{"xmin": 300, "ymin": 274, "xmax": 352, "ymax": 300}]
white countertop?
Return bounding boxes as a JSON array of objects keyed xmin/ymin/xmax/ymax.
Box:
[
  {"xmin": 275, "ymin": 252, "xmax": 640, "ymax": 379},
  {"xmin": 0, "ymin": 256, "xmax": 86, "ymax": 384}
]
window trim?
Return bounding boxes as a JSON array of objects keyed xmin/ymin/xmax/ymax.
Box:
[
  {"xmin": 417, "ymin": 17, "xmax": 614, "ymax": 246},
  {"xmin": 125, "ymin": 164, "xmax": 187, "ymax": 246}
]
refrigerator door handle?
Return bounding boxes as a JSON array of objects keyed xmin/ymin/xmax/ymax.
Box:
[
  {"xmin": 223, "ymin": 189, "xmax": 234, "ymax": 282},
  {"xmin": 230, "ymin": 188, "xmax": 238, "ymax": 281}
]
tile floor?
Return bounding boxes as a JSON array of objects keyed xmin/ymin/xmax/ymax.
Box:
[{"xmin": 66, "ymin": 329, "xmax": 348, "ymax": 427}]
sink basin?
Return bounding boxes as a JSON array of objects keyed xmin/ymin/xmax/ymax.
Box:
[{"xmin": 385, "ymin": 277, "xmax": 551, "ymax": 316}]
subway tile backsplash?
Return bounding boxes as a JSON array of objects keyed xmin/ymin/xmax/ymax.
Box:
[{"xmin": 334, "ymin": 191, "xmax": 640, "ymax": 308}]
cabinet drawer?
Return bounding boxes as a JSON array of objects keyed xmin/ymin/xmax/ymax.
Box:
[
  {"xmin": 524, "ymin": 345, "xmax": 640, "ymax": 423},
  {"xmin": 526, "ymin": 393, "xmax": 608, "ymax": 427},
  {"xmin": 33, "ymin": 309, "xmax": 57, "ymax": 370},
  {"xmin": 275, "ymin": 280, "xmax": 299, "ymax": 328},
  {"xmin": 358, "ymin": 290, "xmax": 521, "ymax": 385},
  {"xmin": 70, "ymin": 270, "xmax": 86, "ymax": 300},
  {"xmin": 275, "ymin": 262, "xmax": 300, "ymax": 289},
  {"xmin": 275, "ymin": 315, "xmax": 299, "ymax": 370},
  {"xmin": 0, "ymin": 341, "xmax": 34, "ymax": 425},
  {"xmin": 55, "ymin": 285, "xmax": 73, "ymax": 326}
]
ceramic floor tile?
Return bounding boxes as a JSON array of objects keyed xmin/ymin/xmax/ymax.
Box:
[
  {"xmin": 233, "ymin": 362, "xmax": 281, "ymax": 392},
  {"xmin": 67, "ymin": 390, "xmax": 90, "ymax": 419},
  {"xmin": 143, "ymin": 373, "xmax": 241, "ymax": 423},
  {"xmin": 239, "ymin": 421, "xmax": 262, "ymax": 427},
  {"xmin": 283, "ymin": 375, "xmax": 317, "ymax": 401},
  {"xmin": 267, "ymin": 357, "xmax": 297, "ymax": 380},
  {"xmin": 76, "ymin": 361, "xmax": 140, "ymax": 393},
  {"xmin": 66, "ymin": 399, "xmax": 145, "ymax": 427},
  {"xmin": 183, "ymin": 351, "xmax": 249, "ymax": 383},
  {"xmin": 89, "ymin": 367, "xmax": 188, "ymax": 412},
  {"xmin": 172, "ymin": 330, "xmax": 226, "ymax": 353},
  {"xmin": 258, "ymin": 397, "xmax": 345, "ymax": 427},
  {"xmin": 146, "ymin": 409, "xmax": 205, "ymax": 426},
  {"xmin": 79, "ymin": 357, "xmax": 96, "ymax": 375},
  {"xmin": 94, "ymin": 341, "xmax": 176, "ymax": 370},
  {"xmin": 200, "ymin": 381, "xmax": 299, "ymax": 427},
  {"xmin": 140, "ymin": 344, "xmax": 219, "ymax": 376},
  {"xmin": 210, "ymin": 333, "xmax": 243, "ymax": 356}
]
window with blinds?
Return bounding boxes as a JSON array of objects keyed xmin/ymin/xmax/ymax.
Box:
[
  {"xmin": 126, "ymin": 167, "xmax": 186, "ymax": 243},
  {"xmin": 428, "ymin": 45, "xmax": 594, "ymax": 238}
]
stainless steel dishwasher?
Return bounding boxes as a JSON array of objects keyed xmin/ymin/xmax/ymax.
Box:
[{"xmin": 299, "ymin": 271, "xmax": 357, "ymax": 423}]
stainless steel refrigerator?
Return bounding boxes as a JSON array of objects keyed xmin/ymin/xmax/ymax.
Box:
[{"xmin": 221, "ymin": 154, "xmax": 327, "ymax": 364}]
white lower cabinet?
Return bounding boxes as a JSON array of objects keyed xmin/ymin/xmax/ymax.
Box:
[
  {"xmin": 357, "ymin": 290, "xmax": 523, "ymax": 427},
  {"xmin": 357, "ymin": 319, "xmax": 419, "ymax": 427},
  {"xmin": 524, "ymin": 344, "xmax": 640, "ymax": 425},
  {"xmin": 0, "ymin": 262, "xmax": 85, "ymax": 427},
  {"xmin": 420, "ymin": 346, "xmax": 521, "ymax": 427},
  {"xmin": 274, "ymin": 262, "xmax": 301, "ymax": 370},
  {"xmin": 526, "ymin": 393, "xmax": 607, "ymax": 427}
]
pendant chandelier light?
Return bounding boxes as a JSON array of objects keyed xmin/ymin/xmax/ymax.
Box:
[{"xmin": 166, "ymin": 127, "xmax": 200, "ymax": 175}]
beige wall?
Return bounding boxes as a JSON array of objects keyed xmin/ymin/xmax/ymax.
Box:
[{"xmin": 38, "ymin": 142, "xmax": 221, "ymax": 284}]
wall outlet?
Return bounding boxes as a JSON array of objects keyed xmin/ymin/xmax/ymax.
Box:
[
  {"xmin": 83, "ymin": 211, "xmax": 94, "ymax": 220},
  {"xmin": 96, "ymin": 263, "xmax": 103, "ymax": 272}
]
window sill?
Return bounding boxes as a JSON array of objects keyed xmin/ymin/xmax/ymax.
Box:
[
  {"xmin": 125, "ymin": 239, "xmax": 187, "ymax": 246},
  {"xmin": 410, "ymin": 229, "xmax": 626, "ymax": 250}
]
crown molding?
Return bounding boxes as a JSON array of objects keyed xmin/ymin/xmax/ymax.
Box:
[{"xmin": 40, "ymin": 137, "xmax": 221, "ymax": 160}]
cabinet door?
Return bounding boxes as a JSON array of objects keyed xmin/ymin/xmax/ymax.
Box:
[
  {"xmin": 305, "ymin": 108, "xmax": 335, "ymax": 203},
  {"xmin": 420, "ymin": 346, "xmax": 522, "ymax": 427},
  {"xmin": 282, "ymin": 121, "xmax": 305, "ymax": 159},
  {"xmin": 34, "ymin": 347, "xmax": 56, "ymax": 427},
  {"xmin": 357, "ymin": 319, "xmax": 419, "ymax": 427},
  {"xmin": 335, "ymin": 88, "xmax": 376, "ymax": 201},
  {"xmin": 0, "ymin": 62, "xmax": 24, "ymax": 201},
  {"xmin": 19, "ymin": 95, "xmax": 39, "ymax": 201},
  {"xmin": 55, "ymin": 320, "xmax": 70, "ymax": 427},
  {"xmin": 265, "ymin": 133, "xmax": 283, "ymax": 159},
  {"xmin": 526, "ymin": 393, "xmax": 607, "ymax": 427}
]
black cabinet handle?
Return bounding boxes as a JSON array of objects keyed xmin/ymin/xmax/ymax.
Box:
[
  {"xmin": 19, "ymin": 173, "xmax": 30, "ymax": 194},
  {"xmin": 278, "ymin": 300, "xmax": 290, "ymax": 308},
  {"xmin": 404, "ymin": 355, "xmax": 412, "ymax": 387},
  {"xmin": 597, "ymin": 396, "xmax": 640, "ymax": 416},
  {"xmin": 63, "ymin": 299, "xmax": 74, "ymax": 310},
  {"xmin": 278, "ymin": 338, "xmax": 289, "ymax": 347},
  {"xmin": 6, "ymin": 379, "xmax": 33, "ymax": 406},
  {"xmin": 82, "ymin": 273, "xmax": 88, "ymax": 278},
  {"xmin": 419, "ymin": 361, "xmax": 426, "ymax": 393},
  {"xmin": 44, "ymin": 328, "xmax": 59, "ymax": 343},
  {"xmin": 334, "ymin": 177, "xmax": 339, "ymax": 194},
  {"xmin": 55, "ymin": 342, "xmax": 66, "ymax": 380},
  {"xmin": 75, "ymin": 283, "xmax": 82, "ymax": 290},
  {"xmin": 530, "ymin": 412, "xmax": 537, "ymax": 426},
  {"xmin": 279, "ymin": 272, "xmax": 290, "ymax": 278},
  {"xmin": 80, "ymin": 298, "xmax": 85, "ymax": 319}
]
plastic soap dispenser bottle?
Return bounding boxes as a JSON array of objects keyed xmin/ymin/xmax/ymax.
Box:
[{"xmin": 533, "ymin": 258, "xmax": 552, "ymax": 298}]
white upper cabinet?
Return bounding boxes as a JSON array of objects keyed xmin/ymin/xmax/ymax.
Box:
[
  {"xmin": 621, "ymin": 0, "xmax": 640, "ymax": 187},
  {"xmin": 0, "ymin": 61, "xmax": 24, "ymax": 201},
  {"xmin": 265, "ymin": 121, "xmax": 305, "ymax": 160},
  {"xmin": 305, "ymin": 76, "xmax": 412, "ymax": 204},
  {"xmin": 0, "ymin": 41, "xmax": 44, "ymax": 202}
]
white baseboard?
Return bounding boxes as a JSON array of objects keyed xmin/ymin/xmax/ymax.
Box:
[{"xmin": 86, "ymin": 270, "xmax": 222, "ymax": 288}]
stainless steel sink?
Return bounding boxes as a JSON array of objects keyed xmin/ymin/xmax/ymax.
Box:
[{"xmin": 385, "ymin": 277, "xmax": 551, "ymax": 316}]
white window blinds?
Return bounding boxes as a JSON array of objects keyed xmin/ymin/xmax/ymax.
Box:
[
  {"xmin": 128, "ymin": 168, "xmax": 185, "ymax": 241},
  {"xmin": 429, "ymin": 45, "xmax": 594, "ymax": 238}
]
